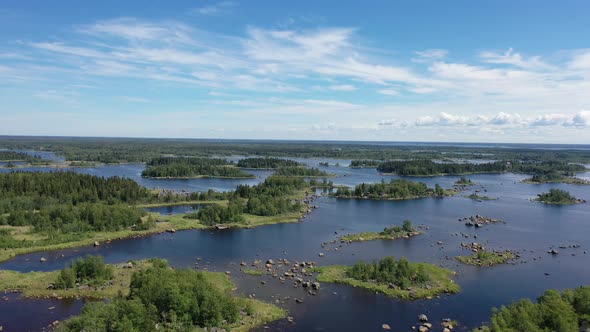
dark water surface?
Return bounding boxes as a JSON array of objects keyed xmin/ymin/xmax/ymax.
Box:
[{"xmin": 1, "ymin": 159, "xmax": 590, "ymax": 331}]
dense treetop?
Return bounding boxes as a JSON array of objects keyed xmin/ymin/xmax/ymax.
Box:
[
  {"xmin": 141, "ymin": 157, "xmax": 253, "ymax": 178},
  {"xmin": 347, "ymin": 256, "xmax": 430, "ymax": 289},
  {"xmin": 237, "ymin": 157, "xmax": 302, "ymax": 169},
  {"xmin": 475, "ymin": 286, "xmax": 590, "ymax": 332},
  {"xmin": 334, "ymin": 179, "xmax": 446, "ymax": 200},
  {"xmin": 274, "ymin": 166, "xmax": 332, "ymax": 177},
  {"xmin": 535, "ymin": 189, "xmax": 580, "ymax": 205}
]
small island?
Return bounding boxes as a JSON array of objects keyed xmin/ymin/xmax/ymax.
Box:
[
  {"xmin": 522, "ymin": 172, "xmax": 590, "ymax": 185},
  {"xmin": 535, "ymin": 189, "xmax": 585, "ymax": 205},
  {"xmin": 461, "ymin": 215, "xmax": 504, "ymax": 227},
  {"xmin": 467, "ymin": 193, "xmax": 497, "ymax": 201},
  {"xmin": 141, "ymin": 157, "xmax": 255, "ymax": 178},
  {"xmin": 0, "ymin": 257, "xmax": 285, "ymax": 331},
  {"xmin": 455, "ymin": 176, "xmax": 475, "ymax": 186},
  {"xmin": 340, "ymin": 220, "xmax": 421, "ymax": 242},
  {"xmin": 456, "ymin": 250, "xmax": 517, "ymax": 267},
  {"xmin": 333, "ymin": 179, "xmax": 457, "ymax": 200},
  {"xmin": 237, "ymin": 157, "xmax": 302, "ymax": 169},
  {"xmin": 274, "ymin": 166, "xmax": 335, "ymax": 177},
  {"xmin": 312, "ymin": 256, "xmax": 460, "ymax": 299}
]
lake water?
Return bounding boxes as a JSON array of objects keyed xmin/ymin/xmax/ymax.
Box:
[
  {"xmin": 1, "ymin": 158, "xmax": 590, "ymax": 331},
  {"xmin": 144, "ymin": 203, "xmax": 212, "ymax": 215}
]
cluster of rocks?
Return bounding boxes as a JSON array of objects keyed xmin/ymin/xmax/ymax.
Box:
[
  {"xmin": 299, "ymin": 192, "xmax": 320, "ymax": 221},
  {"xmin": 245, "ymin": 258, "xmax": 322, "ymax": 298},
  {"xmin": 409, "ymin": 315, "xmax": 455, "ymax": 332},
  {"xmin": 461, "ymin": 215, "xmax": 503, "ymax": 227},
  {"xmin": 460, "ymin": 242, "xmax": 485, "ymax": 252}
]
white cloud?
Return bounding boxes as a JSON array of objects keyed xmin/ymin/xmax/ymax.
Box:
[
  {"xmin": 329, "ymin": 84, "xmax": 356, "ymax": 91},
  {"xmin": 192, "ymin": 1, "xmax": 234, "ymax": 16},
  {"xmin": 413, "ymin": 49, "xmax": 448, "ymax": 62},
  {"xmin": 479, "ymin": 48, "xmax": 551, "ymax": 69},
  {"xmin": 377, "ymin": 89, "xmax": 398, "ymax": 96}
]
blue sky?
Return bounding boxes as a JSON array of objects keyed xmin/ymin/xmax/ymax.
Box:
[{"xmin": 1, "ymin": 0, "xmax": 590, "ymax": 143}]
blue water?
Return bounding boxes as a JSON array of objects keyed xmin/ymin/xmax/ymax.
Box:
[{"xmin": 0, "ymin": 158, "xmax": 589, "ymax": 331}]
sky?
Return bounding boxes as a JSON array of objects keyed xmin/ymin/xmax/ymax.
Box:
[{"xmin": 1, "ymin": 0, "xmax": 590, "ymax": 143}]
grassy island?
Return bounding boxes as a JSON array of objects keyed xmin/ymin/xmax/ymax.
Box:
[
  {"xmin": 535, "ymin": 189, "xmax": 584, "ymax": 205},
  {"xmin": 522, "ymin": 173, "xmax": 590, "ymax": 185},
  {"xmin": 312, "ymin": 256, "xmax": 459, "ymax": 299},
  {"xmin": 0, "ymin": 257, "xmax": 285, "ymax": 332},
  {"xmin": 340, "ymin": 220, "xmax": 421, "ymax": 242},
  {"xmin": 467, "ymin": 193, "xmax": 497, "ymax": 201},
  {"xmin": 456, "ymin": 250, "xmax": 516, "ymax": 267},
  {"xmin": 333, "ymin": 179, "xmax": 456, "ymax": 200},
  {"xmin": 455, "ymin": 176, "xmax": 475, "ymax": 186},
  {"xmin": 141, "ymin": 157, "xmax": 254, "ymax": 178},
  {"xmin": 473, "ymin": 286, "xmax": 590, "ymax": 332},
  {"xmin": 237, "ymin": 157, "xmax": 302, "ymax": 169}
]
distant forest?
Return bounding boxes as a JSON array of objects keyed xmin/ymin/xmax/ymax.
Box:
[{"xmin": 2, "ymin": 137, "xmax": 590, "ymax": 163}]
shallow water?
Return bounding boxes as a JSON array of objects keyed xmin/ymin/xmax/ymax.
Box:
[{"xmin": 1, "ymin": 161, "xmax": 589, "ymax": 331}]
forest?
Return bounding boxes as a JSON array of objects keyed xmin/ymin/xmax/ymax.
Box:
[
  {"xmin": 475, "ymin": 286, "xmax": 590, "ymax": 332},
  {"xmin": 236, "ymin": 157, "xmax": 302, "ymax": 169},
  {"xmin": 190, "ymin": 176, "xmax": 307, "ymax": 225},
  {"xmin": 0, "ymin": 151, "xmax": 46, "ymax": 164},
  {"xmin": 376, "ymin": 160, "xmax": 586, "ymax": 176},
  {"xmin": 333, "ymin": 179, "xmax": 446, "ymax": 199},
  {"xmin": 54, "ymin": 255, "xmax": 114, "ymax": 289},
  {"xmin": 141, "ymin": 157, "xmax": 253, "ymax": 178},
  {"xmin": 0, "ymin": 172, "xmax": 160, "ymax": 247},
  {"xmin": 4, "ymin": 136, "xmax": 590, "ymax": 164},
  {"xmin": 56, "ymin": 259, "xmax": 242, "ymax": 331}
]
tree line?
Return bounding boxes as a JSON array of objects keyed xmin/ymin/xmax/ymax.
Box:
[
  {"xmin": 141, "ymin": 157, "xmax": 253, "ymax": 178},
  {"xmin": 236, "ymin": 157, "xmax": 302, "ymax": 169},
  {"xmin": 333, "ymin": 179, "xmax": 446, "ymax": 200},
  {"xmin": 376, "ymin": 160, "xmax": 586, "ymax": 176},
  {"xmin": 274, "ymin": 166, "xmax": 332, "ymax": 177}
]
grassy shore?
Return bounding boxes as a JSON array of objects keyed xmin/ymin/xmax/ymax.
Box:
[
  {"xmin": 456, "ymin": 250, "xmax": 516, "ymax": 267},
  {"xmin": 522, "ymin": 177, "xmax": 590, "ymax": 185},
  {"xmin": 0, "ymin": 260, "xmax": 286, "ymax": 331},
  {"xmin": 312, "ymin": 264, "xmax": 460, "ymax": 299},
  {"xmin": 0, "ymin": 205, "xmax": 305, "ymax": 263},
  {"xmin": 340, "ymin": 230, "xmax": 422, "ymax": 242},
  {"xmin": 467, "ymin": 194, "xmax": 497, "ymax": 201}
]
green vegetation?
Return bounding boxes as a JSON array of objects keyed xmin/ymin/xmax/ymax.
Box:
[
  {"xmin": 141, "ymin": 157, "xmax": 254, "ymax": 178},
  {"xmin": 4, "ymin": 137, "xmax": 590, "ymax": 164},
  {"xmin": 467, "ymin": 194, "xmax": 497, "ymax": 201},
  {"xmin": 188, "ymin": 176, "xmax": 307, "ymax": 225},
  {"xmin": 333, "ymin": 179, "xmax": 453, "ymax": 200},
  {"xmin": 243, "ymin": 269, "xmax": 264, "ymax": 276},
  {"xmin": 237, "ymin": 157, "xmax": 302, "ymax": 169},
  {"xmin": 0, "ymin": 150, "xmax": 48, "ymax": 165},
  {"xmin": 456, "ymin": 250, "xmax": 516, "ymax": 267},
  {"xmin": 474, "ymin": 286, "xmax": 590, "ymax": 332},
  {"xmin": 55, "ymin": 255, "xmax": 114, "ymax": 289},
  {"xmin": 377, "ymin": 159, "xmax": 586, "ymax": 177},
  {"xmin": 340, "ymin": 220, "xmax": 421, "ymax": 242},
  {"xmin": 523, "ymin": 173, "xmax": 590, "ymax": 185},
  {"xmin": 455, "ymin": 176, "xmax": 475, "ymax": 186},
  {"xmin": 0, "ymin": 172, "xmax": 154, "ymax": 239},
  {"xmin": 1, "ymin": 258, "xmax": 286, "ymax": 332},
  {"xmin": 313, "ymin": 257, "xmax": 459, "ymax": 299},
  {"xmin": 535, "ymin": 189, "xmax": 581, "ymax": 205},
  {"xmin": 274, "ymin": 166, "xmax": 334, "ymax": 177},
  {"xmin": 308, "ymin": 178, "xmax": 335, "ymax": 188},
  {"xmin": 349, "ymin": 159, "xmax": 382, "ymax": 168}
]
